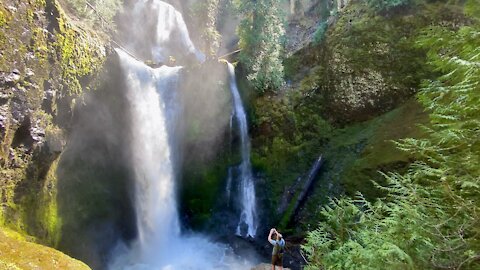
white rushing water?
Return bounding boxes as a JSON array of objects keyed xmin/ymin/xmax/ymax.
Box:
[
  {"xmin": 226, "ymin": 63, "xmax": 258, "ymax": 238},
  {"xmin": 129, "ymin": 0, "xmax": 205, "ymax": 63},
  {"xmin": 109, "ymin": 1, "xmax": 254, "ymax": 269}
]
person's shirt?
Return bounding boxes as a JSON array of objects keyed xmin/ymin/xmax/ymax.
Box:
[{"xmin": 269, "ymin": 238, "xmax": 285, "ymax": 255}]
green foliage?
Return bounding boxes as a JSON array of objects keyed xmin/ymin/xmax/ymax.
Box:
[
  {"xmin": 364, "ymin": 0, "xmax": 410, "ymax": 12},
  {"xmin": 0, "ymin": 7, "xmax": 9, "ymax": 27},
  {"xmin": 250, "ymin": 89, "xmax": 332, "ymax": 212},
  {"xmin": 203, "ymin": 0, "xmax": 222, "ymax": 58},
  {"xmin": 313, "ymin": 21, "xmax": 328, "ymax": 45},
  {"xmin": 63, "ymin": 0, "xmax": 122, "ymax": 26},
  {"xmin": 236, "ymin": 0, "xmax": 286, "ymax": 92},
  {"xmin": 303, "ymin": 7, "xmax": 480, "ymax": 269}
]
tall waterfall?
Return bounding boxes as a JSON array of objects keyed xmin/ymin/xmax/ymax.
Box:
[
  {"xmin": 109, "ymin": 1, "xmax": 252, "ymax": 269},
  {"xmin": 226, "ymin": 63, "xmax": 258, "ymax": 238}
]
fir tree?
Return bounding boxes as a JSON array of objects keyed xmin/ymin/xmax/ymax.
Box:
[{"xmin": 236, "ymin": 0, "xmax": 286, "ymax": 92}]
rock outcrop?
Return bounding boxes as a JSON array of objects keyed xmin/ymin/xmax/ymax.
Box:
[
  {"xmin": 0, "ymin": 0, "xmax": 107, "ymax": 267},
  {"xmin": 0, "ymin": 228, "xmax": 91, "ymax": 270}
]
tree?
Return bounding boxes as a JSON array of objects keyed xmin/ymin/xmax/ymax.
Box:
[
  {"xmin": 64, "ymin": 0, "xmax": 122, "ymax": 26},
  {"xmin": 236, "ymin": 0, "xmax": 286, "ymax": 92}
]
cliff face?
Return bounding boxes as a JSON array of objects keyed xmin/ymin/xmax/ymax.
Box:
[
  {"xmin": 0, "ymin": 228, "xmax": 90, "ymax": 270},
  {"xmin": 0, "ymin": 0, "xmax": 106, "ymax": 267}
]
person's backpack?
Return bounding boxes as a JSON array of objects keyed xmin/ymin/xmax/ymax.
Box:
[{"xmin": 275, "ymin": 241, "xmax": 285, "ymax": 255}]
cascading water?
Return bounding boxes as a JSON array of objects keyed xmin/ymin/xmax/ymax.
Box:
[
  {"xmin": 128, "ymin": 0, "xmax": 205, "ymax": 64},
  {"xmin": 109, "ymin": 1, "xmax": 254, "ymax": 269},
  {"xmin": 226, "ymin": 63, "xmax": 258, "ymax": 238}
]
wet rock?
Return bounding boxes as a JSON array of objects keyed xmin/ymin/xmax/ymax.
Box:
[
  {"xmin": 11, "ymin": 100, "xmax": 28, "ymax": 125},
  {"xmin": 30, "ymin": 125, "xmax": 45, "ymax": 143},
  {"xmin": 0, "ymin": 111, "xmax": 7, "ymax": 140},
  {"xmin": 6, "ymin": 5, "xmax": 17, "ymax": 13},
  {"xmin": 42, "ymin": 81, "xmax": 56, "ymax": 114},
  {"xmin": 3, "ymin": 70, "xmax": 21, "ymax": 86},
  {"xmin": 45, "ymin": 131, "xmax": 64, "ymax": 154},
  {"xmin": 25, "ymin": 68, "xmax": 34, "ymax": 78},
  {"xmin": 251, "ymin": 263, "xmax": 291, "ymax": 270}
]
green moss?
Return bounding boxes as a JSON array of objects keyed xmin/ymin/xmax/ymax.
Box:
[
  {"xmin": 181, "ymin": 158, "xmax": 230, "ymax": 229},
  {"xmin": 54, "ymin": 14, "xmax": 105, "ymax": 96},
  {"xmin": 0, "ymin": 228, "xmax": 90, "ymax": 270},
  {"xmin": 37, "ymin": 159, "xmax": 62, "ymax": 247},
  {"xmin": 0, "ymin": 260, "xmax": 22, "ymax": 270},
  {"xmin": 295, "ymin": 99, "xmax": 428, "ymax": 231},
  {"xmin": 0, "ymin": 6, "xmax": 11, "ymax": 27}
]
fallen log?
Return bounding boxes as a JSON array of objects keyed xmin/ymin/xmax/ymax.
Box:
[
  {"xmin": 291, "ymin": 155, "xmax": 324, "ymax": 216},
  {"xmin": 277, "ymin": 155, "xmax": 324, "ymax": 228}
]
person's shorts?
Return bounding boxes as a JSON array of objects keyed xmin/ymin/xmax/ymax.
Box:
[{"xmin": 272, "ymin": 253, "xmax": 283, "ymax": 266}]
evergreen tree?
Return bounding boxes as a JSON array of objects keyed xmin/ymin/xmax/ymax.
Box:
[
  {"xmin": 302, "ymin": 2, "xmax": 480, "ymax": 269},
  {"xmin": 65, "ymin": 0, "xmax": 122, "ymax": 26},
  {"xmin": 236, "ymin": 0, "xmax": 285, "ymax": 92},
  {"xmin": 191, "ymin": 0, "xmax": 224, "ymax": 60}
]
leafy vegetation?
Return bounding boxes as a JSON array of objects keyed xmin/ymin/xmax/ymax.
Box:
[
  {"xmin": 202, "ymin": 0, "xmax": 222, "ymax": 58},
  {"xmin": 302, "ymin": 3, "xmax": 480, "ymax": 268},
  {"xmin": 235, "ymin": 0, "xmax": 285, "ymax": 92},
  {"xmin": 63, "ymin": 0, "xmax": 121, "ymax": 26}
]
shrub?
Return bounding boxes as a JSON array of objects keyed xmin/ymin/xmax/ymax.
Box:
[{"xmin": 236, "ymin": 0, "xmax": 286, "ymax": 92}]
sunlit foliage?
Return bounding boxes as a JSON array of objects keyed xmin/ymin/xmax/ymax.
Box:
[
  {"xmin": 236, "ymin": 0, "xmax": 285, "ymax": 92},
  {"xmin": 190, "ymin": 0, "xmax": 222, "ymax": 59},
  {"xmin": 64, "ymin": 0, "xmax": 122, "ymax": 26}
]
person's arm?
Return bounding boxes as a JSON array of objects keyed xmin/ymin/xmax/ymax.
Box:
[{"xmin": 268, "ymin": 228, "xmax": 275, "ymax": 244}]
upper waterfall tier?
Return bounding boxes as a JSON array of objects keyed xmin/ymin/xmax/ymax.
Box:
[{"xmin": 126, "ymin": 0, "xmax": 205, "ymax": 64}]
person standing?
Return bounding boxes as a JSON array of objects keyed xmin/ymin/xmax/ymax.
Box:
[{"xmin": 268, "ymin": 228, "xmax": 285, "ymax": 270}]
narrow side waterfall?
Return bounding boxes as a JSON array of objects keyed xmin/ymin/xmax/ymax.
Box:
[
  {"xmin": 226, "ymin": 63, "xmax": 258, "ymax": 238},
  {"xmin": 109, "ymin": 1, "xmax": 254, "ymax": 269}
]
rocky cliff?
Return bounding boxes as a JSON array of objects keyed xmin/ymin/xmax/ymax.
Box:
[{"xmin": 0, "ymin": 0, "xmax": 106, "ymax": 267}]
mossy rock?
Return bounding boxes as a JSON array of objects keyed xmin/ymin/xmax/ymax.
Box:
[
  {"xmin": 0, "ymin": 228, "xmax": 90, "ymax": 270},
  {"xmin": 295, "ymin": 99, "xmax": 428, "ymax": 231},
  {"xmin": 284, "ymin": 0, "xmax": 469, "ymax": 124}
]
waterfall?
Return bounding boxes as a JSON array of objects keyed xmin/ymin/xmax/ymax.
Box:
[
  {"xmin": 109, "ymin": 1, "xmax": 253, "ymax": 269},
  {"xmin": 128, "ymin": 0, "xmax": 205, "ymax": 63},
  {"xmin": 116, "ymin": 49, "xmax": 181, "ymax": 261},
  {"xmin": 226, "ymin": 63, "xmax": 258, "ymax": 238}
]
